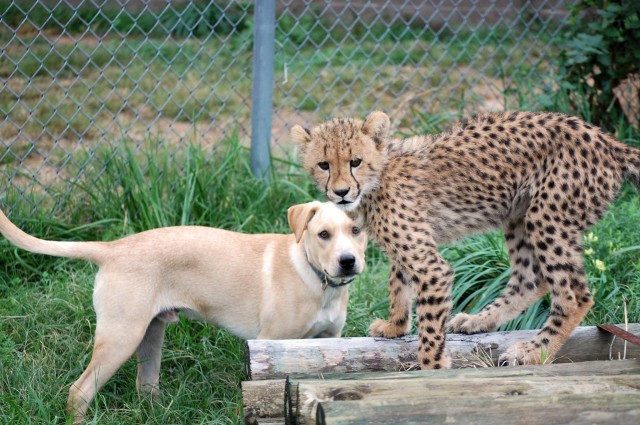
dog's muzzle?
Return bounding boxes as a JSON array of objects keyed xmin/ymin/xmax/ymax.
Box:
[
  {"xmin": 308, "ymin": 260, "xmax": 357, "ymax": 290},
  {"xmin": 306, "ymin": 249, "xmax": 360, "ymax": 290}
]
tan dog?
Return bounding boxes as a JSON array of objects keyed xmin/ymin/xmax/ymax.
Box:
[{"xmin": 0, "ymin": 201, "xmax": 367, "ymax": 422}]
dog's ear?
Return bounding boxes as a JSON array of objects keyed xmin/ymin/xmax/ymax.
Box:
[{"xmin": 288, "ymin": 202, "xmax": 320, "ymax": 243}]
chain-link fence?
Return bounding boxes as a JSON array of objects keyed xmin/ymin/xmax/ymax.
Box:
[{"xmin": 1, "ymin": 0, "xmax": 585, "ymax": 210}]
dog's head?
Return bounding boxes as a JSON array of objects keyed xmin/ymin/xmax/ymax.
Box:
[{"xmin": 288, "ymin": 201, "xmax": 367, "ymax": 286}]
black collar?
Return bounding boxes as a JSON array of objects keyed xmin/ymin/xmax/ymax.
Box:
[{"xmin": 306, "ymin": 256, "xmax": 355, "ymax": 290}]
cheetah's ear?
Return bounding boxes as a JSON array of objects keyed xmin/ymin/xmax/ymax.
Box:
[
  {"xmin": 287, "ymin": 201, "xmax": 320, "ymax": 243},
  {"xmin": 291, "ymin": 125, "xmax": 311, "ymax": 146},
  {"xmin": 362, "ymin": 111, "xmax": 390, "ymax": 142}
]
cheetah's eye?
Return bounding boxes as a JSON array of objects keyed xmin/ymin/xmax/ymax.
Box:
[
  {"xmin": 318, "ymin": 161, "xmax": 330, "ymax": 171},
  {"xmin": 318, "ymin": 230, "xmax": 330, "ymax": 239},
  {"xmin": 350, "ymin": 158, "xmax": 362, "ymax": 168},
  {"xmin": 352, "ymin": 226, "xmax": 361, "ymax": 235}
]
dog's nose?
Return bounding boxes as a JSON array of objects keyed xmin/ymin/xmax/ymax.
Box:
[
  {"xmin": 339, "ymin": 254, "xmax": 356, "ymax": 271},
  {"xmin": 334, "ymin": 188, "xmax": 350, "ymax": 197}
]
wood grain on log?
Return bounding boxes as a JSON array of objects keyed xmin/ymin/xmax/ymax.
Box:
[
  {"xmin": 316, "ymin": 392, "xmax": 640, "ymax": 425},
  {"xmin": 289, "ymin": 361, "xmax": 640, "ymax": 424}
]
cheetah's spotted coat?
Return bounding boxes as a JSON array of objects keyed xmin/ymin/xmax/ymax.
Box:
[{"xmin": 292, "ymin": 111, "xmax": 640, "ymax": 368}]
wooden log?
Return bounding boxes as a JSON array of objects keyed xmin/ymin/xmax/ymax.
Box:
[
  {"xmin": 241, "ymin": 379, "xmax": 286, "ymax": 425},
  {"xmin": 316, "ymin": 392, "xmax": 640, "ymax": 425},
  {"xmin": 288, "ymin": 360, "xmax": 640, "ymax": 424},
  {"xmin": 246, "ymin": 324, "xmax": 640, "ymax": 380},
  {"xmin": 243, "ymin": 360, "xmax": 640, "ymax": 424}
]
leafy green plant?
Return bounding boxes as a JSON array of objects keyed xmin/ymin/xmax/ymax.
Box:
[{"xmin": 557, "ymin": 0, "xmax": 640, "ymax": 128}]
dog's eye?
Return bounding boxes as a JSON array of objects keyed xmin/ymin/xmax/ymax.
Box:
[
  {"xmin": 318, "ymin": 230, "xmax": 330, "ymax": 239},
  {"xmin": 318, "ymin": 161, "xmax": 330, "ymax": 170},
  {"xmin": 350, "ymin": 158, "xmax": 362, "ymax": 168},
  {"xmin": 352, "ymin": 226, "xmax": 361, "ymax": 235}
]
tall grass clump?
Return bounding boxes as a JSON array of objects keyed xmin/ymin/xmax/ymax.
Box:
[{"xmin": 81, "ymin": 136, "xmax": 317, "ymax": 236}]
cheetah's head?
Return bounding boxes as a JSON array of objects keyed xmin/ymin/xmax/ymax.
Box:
[{"xmin": 291, "ymin": 111, "xmax": 390, "ymax": 211}]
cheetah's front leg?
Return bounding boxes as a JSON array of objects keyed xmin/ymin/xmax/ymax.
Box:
[
  {"xmin": 382, "ymin": 239, "xmax": 454, "ymax": 370},
  {"xmin": 412, "ymin": 250, "xmax": 454, "ymax": 369},
  {"xmin": 369, "ymin": 264, "xmax": 413, "ymax": 338}
]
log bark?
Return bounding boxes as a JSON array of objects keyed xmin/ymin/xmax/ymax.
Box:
[
  {"xmin": 246, "ymin": 324, "xmax": 640, "ymax": 380},
  {"xmin": 316, "ymin": 392, "xmax": 640, "ymax": 425},
  {"xmin": 288, "ymin": 360, "xmax": 640, "ymax": 424},
  {"xmin": 289, "ymin": 356, "xmax": 640, "ymax": 383}
]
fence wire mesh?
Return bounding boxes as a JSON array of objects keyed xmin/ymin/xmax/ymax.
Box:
[{"xmin": 0, "ymin": 0, "xmax": 590, "ymax": 211}]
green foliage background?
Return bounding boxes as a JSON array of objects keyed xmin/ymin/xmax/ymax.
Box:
[{"xmin": 558, "ymin": 0, "xmax": 640, "ymax": 128}]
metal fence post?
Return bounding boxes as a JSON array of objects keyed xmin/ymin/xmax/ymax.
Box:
[{"xmin": 250, "ymin": 0, "xmax": 276, "ymax": 181}]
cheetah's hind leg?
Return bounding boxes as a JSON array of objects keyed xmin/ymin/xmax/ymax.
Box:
[
  {"xmin": 448, "ymin": 217, "xmax": 550, "ymax": 334},
  {"xmin": 498, "ymin": 202, "xmax": 594, "ymax": 366}
]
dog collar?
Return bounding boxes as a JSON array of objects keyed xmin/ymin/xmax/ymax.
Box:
[{"xmin": 306, "ymin": 255, "xmax": 355, "ymax": 290}]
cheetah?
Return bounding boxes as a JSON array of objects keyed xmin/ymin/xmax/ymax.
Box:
[{"xmin": 291, "ymin": 110, "xmax": 640, "ymax": 369}]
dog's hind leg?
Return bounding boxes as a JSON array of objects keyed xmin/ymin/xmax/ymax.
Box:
[
  {"xmin": 67, "ymin": 317, "xmax": 149, "ymax": 423},
  {"xmin": 136, "ymin": 317, "xmax": 167, "ymax": 394}
]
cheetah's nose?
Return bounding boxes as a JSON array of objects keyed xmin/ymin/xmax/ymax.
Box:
[{"xmin": 334, "ymin": 188, "xmax": 350, "ymax": 197}]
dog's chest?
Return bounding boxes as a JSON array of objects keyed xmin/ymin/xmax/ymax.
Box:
[{"xmin": 305, "ymin": 289, "xmax": 346, "ymax": 337}]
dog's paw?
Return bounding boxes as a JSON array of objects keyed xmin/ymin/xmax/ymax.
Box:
[
  {"xmin": 447, "ymin": 312, "xmax": 496, "ymax": 334},
  {"xmin": 498, "ymin": 341, "xmax": 549, "ymax": 366},
  {"xmin": 138, "ymin": 383, "xmax": 161, "ymax": 396},
  {"xmin": 369, "ymin": 318, "xmax": 407, "ymax": 338}
]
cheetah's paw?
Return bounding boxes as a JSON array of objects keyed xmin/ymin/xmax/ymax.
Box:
[
  {"xmin": 447, "ymin": 312, "xmax": 497, "ymax": 334},
  {"xmin": 369, "ymin": 318, "xmax": 407, "ymax": 338},
  {"xmin": 498, "ymin": 341, "xmax": 549, "ymax": 366}
]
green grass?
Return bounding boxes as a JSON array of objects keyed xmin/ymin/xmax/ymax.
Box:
[
  {"xmin": 1, "ymin": 130, "xmax": 639, "ymax": 423},
  {"xmin": 0, "ymin": 6, "xmax": 638, "ymax": 421}
]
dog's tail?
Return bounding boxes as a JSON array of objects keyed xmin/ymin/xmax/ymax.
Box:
[{"xmin": 0, "ymin": 208, "xmax": 105, "ymax": 264}]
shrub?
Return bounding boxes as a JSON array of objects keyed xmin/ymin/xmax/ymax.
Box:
[{"xmin": 557, "ymin": 0, "xmax": 640, "ymax": 128}]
